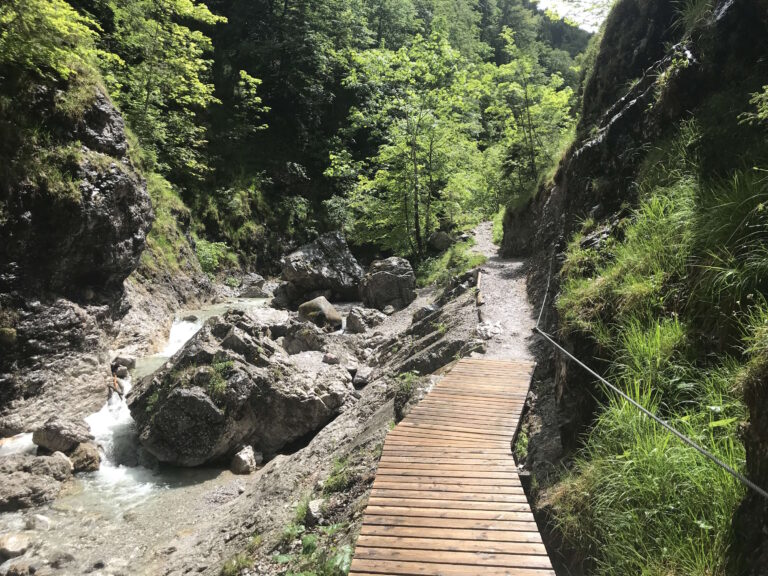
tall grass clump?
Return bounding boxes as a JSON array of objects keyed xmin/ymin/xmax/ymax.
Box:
[
  {"xmin": 551, "ymin": 374, "xmax": 745, "ymax": 576},
  {"xmin": 551, "ymin": 118, "xmax": 755, "ymax": 575}
]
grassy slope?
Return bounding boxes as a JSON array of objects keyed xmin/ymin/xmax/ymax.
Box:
[{"xmin": 541, "ymin": 10, "xmax": 768, "ymax": 576}]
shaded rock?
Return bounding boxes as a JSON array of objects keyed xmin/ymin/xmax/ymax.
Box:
[
  {"xmin": 322, "ymin": 353, "xmax": 340, "ymax": 365},
  {"xmin": 0, "ymin": 534, "xmax": 30, "ymax": 560},
  {"xmin": 305, "ymin": 498, "xmax": 325, "ymax": 527},
  {"xmin": 428, "ymin": 230, "xmax": 454, "ymax": 252},
  {"xmin": 128, "ymin": 310, "xmax": 353, "ymax": 466},
  {"xmin": 278, "ymin": 232, "xmax": 363, "ymax": 307},
  {"xmin": 361, "ymin": 257, "xmax": 416, "ymax": 312},
  {"xmin": 412, "ymin": 304, "xmax": 440, "ymax": 323},
  {"xmin": 353, "ymin": 367, "xmax": 373, "ymax": 389},
  {"xmin": 298, "ymin": 297, "xmax": 342, "ymax": 332},
  {"xmin": 5, "ymin": 560, "xmax": 35, "ymax": 576},
  {"xmin": 0, "ymin": 328, "xmax": 17, "ymax": 347},
  {"xmin": 346, "ymin": 307, "xmax": 386, "ymax": 334},
  {"xmin": 239, "ymin": 274, "xmax": 268, "ymax": 298},
  {"xmin": 111, "ymin": 356, "xmax": 136, "ymax": 370},
  {"xmin": 69, "ymin": 442, "xmax": 101, "ymax": 472},
  {"xmin": 230, "ymin": 446, "xmax": 257, "ymax": 475},
  {"xmin": 114, "ymin": 365, "xmax": 129, "ymax": 378},
  {"xmin": 383, "ymin": 305, "xmax": 395, "ymax": 315},
  {"xmin": 281, "ymin": 321, "xmax": 326, "ymax": 355},
  {"xmin": 32, "ymin": 417, "xmax": 93, "ymax": 453}
]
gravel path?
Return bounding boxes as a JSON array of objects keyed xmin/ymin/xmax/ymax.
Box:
[{"xmin": 470, "ymin": 221, "xmax": 535, "ymax": 362}]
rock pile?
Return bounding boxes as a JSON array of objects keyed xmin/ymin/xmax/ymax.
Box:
[{"xmin": 128, "ymin": 310, "xmax": 354, "ymax": 466}]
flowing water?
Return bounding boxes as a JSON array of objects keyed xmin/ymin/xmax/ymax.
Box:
[{"xmin": 0, "ymin": 298, "xmax": 271, "ymax": 574}]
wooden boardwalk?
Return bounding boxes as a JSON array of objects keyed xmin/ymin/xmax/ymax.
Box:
[{"xmin": 350, "ymin": 358, "xmax": 554, "ymax": 576}]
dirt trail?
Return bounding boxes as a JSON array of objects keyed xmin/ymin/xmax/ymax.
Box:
[{"xmin": 470, "ymin": 221, "xmax": 535, "ymax": 362}]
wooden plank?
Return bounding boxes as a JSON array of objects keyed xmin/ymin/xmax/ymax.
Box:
[
  {"xmin": 370, "ymin": 489, "xmax": 528, "ymax": 502},
  {"xmin": 351, "ymin": 358, "xmax": 552, "ymax": 574},
  {"xmin": 355, "ymin": 535, "xmax": 548, "ymax": 556},
  {"xmin": 353, "ymin": 548, "xmax": 552, "ymax": 569},
  {"xmin": 359, "ymin": 525, "xmax": 543, "ymax": 543},
  {"xmin": 350, "ymin": 560, "xmax": 554, "ymax": 576}
]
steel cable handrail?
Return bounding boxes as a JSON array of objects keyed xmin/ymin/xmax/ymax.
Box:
[{"xmin": 532, "ymin": 255, "xmax": 768, "ymax": 500}]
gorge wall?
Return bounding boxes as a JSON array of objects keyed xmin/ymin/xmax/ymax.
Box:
[{"xmin": 503, "ymin": 0, "xmax": 768, "ymax": 572}]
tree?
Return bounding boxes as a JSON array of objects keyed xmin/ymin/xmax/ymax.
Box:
[
  {"xmin": 103, "ymin": 0, "xmax": 226, "ymax": 181},
  {"xmin": 337, "ymin": 34, "xmax": 482, "ymax": 256},
  {"xmin": 0, "ymin": 0, "xmax": 97, "ymax": 80}
]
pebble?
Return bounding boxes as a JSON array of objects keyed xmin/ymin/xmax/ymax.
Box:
[
  {"xmin": 0, "ymin": 533, "xmax": 30, "ymax": 559},
  {"xmin": 24, "ymin": 514, "xmax": 51, "ymax": 531}
]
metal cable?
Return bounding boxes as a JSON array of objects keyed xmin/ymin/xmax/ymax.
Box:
[{"xmin": 532, "ymin": 255, "xmax": 768, "ymax": 500}]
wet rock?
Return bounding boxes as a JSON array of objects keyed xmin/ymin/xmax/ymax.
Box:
[
  {"xmin": 111, "ymin": 356, "xmax": 136, "ymax": 370},
  {"xmin": 428, "ymin": 230, "xmax": 454, "ymax": 252},
  {"xmin": 298, "ymin": 297, "xmax": 342, "ymax": 332},
  {"xmin": 128, "ymin": 310, "xmax": 354, "ymax": 466},
  {"xmin": 346, "ymin": 307, "xmax": 386, "ymax": 334},
  {"xmin": 0, "ymin": 533, "xmax": 30, "ymax": 559},
  {"xmin": 231, "ymin": 446, "xmax": 258, "ymax": 475},
  {"xmin": 114, "ymin": 365, "xmax": 129, "ymax": 378},
  {"xmin": 353, "ymin": 367, "xmax": 373, "ymax": 389},
  {"xmin": 32, "ymin": 417, "xmax": 93, "ymax": 454},
  {"xmin": 322, "ymin": 353, "xmax": 340, "ymax": 365},
  {"xmin": 239, "ymin": 274, "xmax": 267, "ymax": 298},
  {"xmin": 277, "ymin": 232, "xmax": 364, "ymax": 307},
  {"xmin": 360, "ymin": 257, "xmax": 416, "ymax": 312},
  {"xmin": 69, "ymin": 442, "xmax": 101, "ymax": 472}
]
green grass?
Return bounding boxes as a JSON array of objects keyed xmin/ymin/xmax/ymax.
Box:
[
  {"xmin": 220, "ymin": 553, "xmax": 253, "ymax": 576},
  {"xmin": 140, "ymin": 173, "xmax": 193, "ymax": 273},
  {"xmin": 550, "ymin": 118, "xmax": 756, "ymax": 575},
  {"xmin": 550, "ymin": 372, "xmax": 745, "ymax": 576},
  {"xmin": 416, "ymin": 239, "xmax": 487, "ymax": 288},
  {"xmin": 492, "ymin": 207, "xmax": 505, "ymax": 246},
  {"xmin": 323, "ymin": 457, "xmax": 352, "ymax": 495}
]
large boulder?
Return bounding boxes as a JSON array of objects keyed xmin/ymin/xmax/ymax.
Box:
[
  {"xmin": 32, "ymin": 417, "xmax": 93, "ymax": 453},
  {"xmin": 298, "ymin": 296, "xmax": 342, "ymax": 332},
  {"xmin": 360, "ymin": 257, "xmax": 417, "ymax": 312},
  {"xmin": 238, "ymin": 273, "xmax": 268, "ymax": 298},
  {"xmin": 428, "ymin": 230, "xmax": 454, "ymax": 252},
  {"xmin": 128, "ymin": 310, "xmax": 353, "ymax": 466},
  {"xmin": 276, "ymin": 232, "xmax": 363, "ymax": 307},
  {"xmin": 0, "ymin": 453, "xmax": 72, "ymax": 511},
  {"xmin": 346, "ymin": 307, "xmax": 387, "ymax": 334}
]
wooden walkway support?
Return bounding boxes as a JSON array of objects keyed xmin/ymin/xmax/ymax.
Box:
[{"xmin": 350, "ymin": 358, "xmax": 554, "ymax": 576}]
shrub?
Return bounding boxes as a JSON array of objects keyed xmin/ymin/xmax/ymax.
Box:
[{"xmin": 323, "ymin": 458, "xmax": 352, "ymax": 495}]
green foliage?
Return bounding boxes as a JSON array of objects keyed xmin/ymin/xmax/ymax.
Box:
[
  {"xmin": 551, "ymin": 114, "xmax": 765, "ymax": 575},
  {"xmin": 551, "ymin": 372, "xmax": 745, "ymax": 576},
  {"xmin": 0, "ymin": 0, "xmax": 98, "ymax": 80},
  {"xmin": 280, "ymin": 523, "xmax": 306, "ymax": 546},
  {"xmin": 417, "ymin": 239, "xmax": 487, "ymax": 287},
  {"xmin": 492, "ymin": 207, "xmax": 505, "ymax": 245},
  {"xmin": 323, "ymin": 458, "xmax": 352, "ymax": 495},
  {"xmin": 102, "ymin": 0, "xmax": 226, "ymax": 181},
  {"xmin": 195, "ymin": 238, "xmax": 236, "ymax": 276},
  {"xmin": 220, "ymin": 553, "xmax": 253, "ymax": 576},
  {"xmin": 141, "ymin": 173, "xmax": 193, "ymax": 272},
  {"xmin": 294, "ymin": 493, "xmax": 311, "ymax": 526},
  {"xmin": 741, "ymin": 86, "xmax": 768, "ymax": 126},
  {"xmin": 675, "ymin": 0, "xmax": 714, "ymax": 37}
]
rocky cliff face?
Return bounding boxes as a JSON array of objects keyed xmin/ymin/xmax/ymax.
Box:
[
  {"xmin": 0, "ymin": 81, "xmax": 153, "ymax": 433},
  {"xmin": 503, "ymin": 0, "xmax": 768, "ymax": 570}
]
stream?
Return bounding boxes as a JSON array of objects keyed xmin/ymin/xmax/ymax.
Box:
[{"xmin": 0, "ymin": 298, "xmax": 271, "ymax": 575}]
